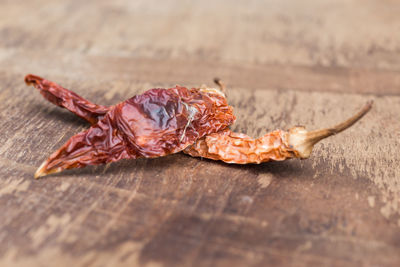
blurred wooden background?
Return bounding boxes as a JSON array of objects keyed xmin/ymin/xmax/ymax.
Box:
[{"xmin": 0, "ymin": 0, "xmax": 400, "ymax": 266}]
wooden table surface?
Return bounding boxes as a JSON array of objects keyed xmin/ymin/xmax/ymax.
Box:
[{"xmin": 1, "ymin": 0, "xmax": 400, "ymax": 266}]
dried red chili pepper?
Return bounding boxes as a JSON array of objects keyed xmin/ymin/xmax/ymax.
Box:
[
  {"xmin": 184, "ymin": 102, "xmax": 372, "ymax": 163},
  {"xmin": 25, "ymin": 74, "xmax": 235, "ymax": 178},
  {"xmin": 26, "ymin": 74, "xmax": 372, "ymax": 176}
]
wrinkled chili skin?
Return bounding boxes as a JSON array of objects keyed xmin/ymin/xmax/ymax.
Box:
[
  {"xmin": 27, "ymin": 74, "xmax": 236, "ymax": 176},
  {"xmin": 184, "ymin": 128, "xmax": 296, "ymax": 164},
  {"xmin": 183, "ymin": 101, "xmax": 373, "ymax": 164},
  {"xmin": 25, "ymin": 74, "xmax": 109, "ymax": 124},
  {"xmin": 114, "ymin": 86, "xmax": 234, "ymax": 157},
  {"xmin": 45, "ymin": 111, "xmax": 130, "ymax": 172}
]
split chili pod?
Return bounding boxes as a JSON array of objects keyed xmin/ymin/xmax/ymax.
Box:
[{"xmin": 25, "ymin": 75, "xmax": 235, "ymax": 178}]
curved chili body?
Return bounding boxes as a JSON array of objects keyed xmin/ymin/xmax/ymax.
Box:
[{"xmin": 28, "ymin": 75, "xmax": 235, "ymax": 177}]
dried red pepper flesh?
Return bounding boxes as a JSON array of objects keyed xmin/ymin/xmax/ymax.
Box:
[
  {"xmin": 25, "ymin": 75, "xmax": 110, "ymax": 125},
  {"xmin": 184, "ymin": 101, "xmax": 372, "ymax": 163},
  {"xmin": 26, "ymin": 75, "xmax": 235, "ymax": 178}
]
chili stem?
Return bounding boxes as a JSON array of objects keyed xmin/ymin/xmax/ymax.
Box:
[
  {"xmin": 213, "ymin": 78, "xmax": 226, "ymax": 93},
  {"xmin": 306, "ymin": 100, "xmax": 373, "ymax": 145},
  {"xmin": 288, "ymin": 100, "xmax": 373, "ymax": 158}
]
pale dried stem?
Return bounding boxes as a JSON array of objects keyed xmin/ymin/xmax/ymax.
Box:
[{"xmin": 306, "ymin": 100, "xmax": 373, "ymax": 145}]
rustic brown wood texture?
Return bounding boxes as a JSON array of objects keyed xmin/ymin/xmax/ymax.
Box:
[{"xmin": 1, "ymin": 0, "xmax": 400, "ymax": 266}]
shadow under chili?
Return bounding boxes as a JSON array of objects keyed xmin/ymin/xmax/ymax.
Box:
[
  {"xmin": 37, "ymin": 151, "xmax": 314, "ymax": 181},
  {"xmin": 32, "ymin": 103, "xmax": 89, "ymax": 127}
]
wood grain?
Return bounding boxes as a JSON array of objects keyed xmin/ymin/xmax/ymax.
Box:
[{"xmin": 1, "ymin": 0, "xmax": 400, "ymax": 266}]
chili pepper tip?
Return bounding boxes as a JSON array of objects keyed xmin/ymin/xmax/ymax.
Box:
[
  {"xmin": 25, "ymin": 74, "xmax": 41, "ymax": 86},
  {"xmin": 34, "ymin": 159, "xmax": 62, "ymax": 179},
  {"xmin": 34, "ymin": 160, "xmax": 47, "ymax": 179}
]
